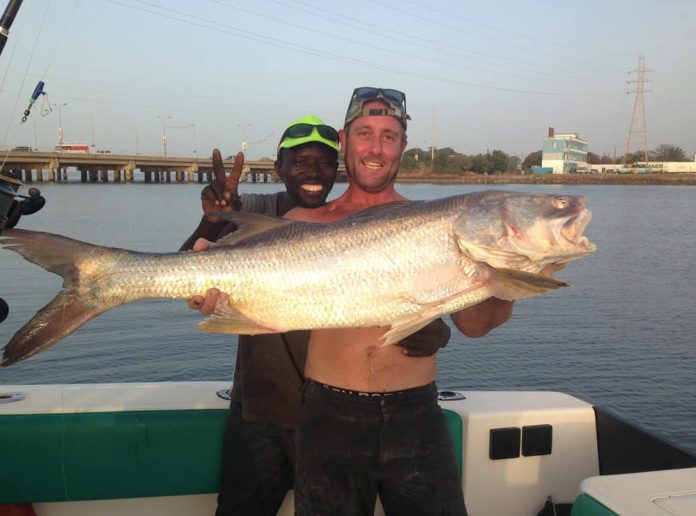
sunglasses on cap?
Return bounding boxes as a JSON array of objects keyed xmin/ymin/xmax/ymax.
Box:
[
  {"xmin": 345, "ymin": 87, "xmax": 410, "ymax": 126},
  {"xmin": 352, "ymin": 87, "xmax": 406, "ymax": 107},
  {"xmin": 279, "ymin": 123, "xmax": 339, "ymax": 143}
]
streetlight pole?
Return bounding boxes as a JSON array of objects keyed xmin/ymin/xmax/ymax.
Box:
[
  {"xmin": 189, "ymin": 123, "xmax": 197, "ymax": 159},
  {"xmin": 158, "ymin": 115, "xmax": 171, "ymax": 157},
  {"xmin": 238, "ymin": 123, "xmax": 251, "ymax": 153},
  {"xmin": 90, "ymin": 112, "xmax": 95, "ymax": 153},
  {"xmin": 54, "ymin": 102, "xmax": 67, "ymax": 147}
]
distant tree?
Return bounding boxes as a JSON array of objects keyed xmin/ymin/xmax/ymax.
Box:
[
  {"xmin": 401, "ymin": 148, "xmax": 425, "ymax": 171},
  {"xmin": 587, "ymin": 152, "xmax": 601, "ymax": 164},
  {"xmin": 650, "ymin": 144, "xmax": 687, "ymax": 162},
  {"xmin": 489, "ymin": 150, "xmax": 510, "ymax": 173},
  {"xmin": 600, "ymin": 155, "xmax": 615, "ymax": 164},
  {"xmin": 507, "ymin": 155, "xmax": 521, "ymax": 173},
  {"xmin": 468, "ymin": 150, "xmax": 511, "ymax": 174},
  {"xmin": 623, "ymin": 151, "xmax": 646, "ymax": 164},
  {"xmin": 430, "ymin": 148, "xmax": 469, "ymax": 174},
  {"xmin": 522, "ymin": 150, "xmax": 542, "ymax": 171}
]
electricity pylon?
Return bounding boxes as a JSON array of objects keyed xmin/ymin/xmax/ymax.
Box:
[{"xmin": 622, "ymin": 55, "xmax": 652, "ymax": 165}]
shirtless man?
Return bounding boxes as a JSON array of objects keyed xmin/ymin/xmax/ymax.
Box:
[{"xmin": 285, "ymin": 88, "xmax": 513, "ymax": 516}]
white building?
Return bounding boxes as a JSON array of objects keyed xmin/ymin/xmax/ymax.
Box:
[
  {"xmin": 589, "ymin": 155, "xmax": 696, "ymax": 174},
  {"xmin": 541, "ymin": 128, "xmax": 588, "ymax": 174}
]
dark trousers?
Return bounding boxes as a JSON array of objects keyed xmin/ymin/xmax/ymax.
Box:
[
  {"xmin": 295, "ymin": 380, "xmax": 467, "ymax": 516},
  {"xmin": 216, "ymin": 401, "xmax": 296, "ymax": 516}
]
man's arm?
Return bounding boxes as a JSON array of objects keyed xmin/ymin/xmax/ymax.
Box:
[
  {"xmin": 450, "ymin": 262, "xmax": 568, "ymax": 338},
  {"xmin": 450, "ymin": 297, "xmax": 514, "ymax": 338},
  {"xmin": 180, "ymin": 149, "xmax": 244, "ymax": 251}
]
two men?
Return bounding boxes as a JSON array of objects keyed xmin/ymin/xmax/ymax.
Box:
[{"xmin": 184, "ymin": 113, "xmax": 451, "ymax": 515}]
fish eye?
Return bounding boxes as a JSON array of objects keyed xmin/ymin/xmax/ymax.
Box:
[{"xmin": 553, "ymin": 196, "xmax": 570, "ymax": 209}]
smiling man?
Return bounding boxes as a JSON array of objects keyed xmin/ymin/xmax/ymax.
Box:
[
  {"xmin": 181, "ymin": 116, "xmax": 341, "ymax": 516},
  {"xmin": 284, "ymin": 88, "xmax": 514, "ymax": 516}
]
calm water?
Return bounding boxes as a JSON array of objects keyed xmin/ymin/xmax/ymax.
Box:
[{"xmin": 1, "ymin": 182, "xmax": 695, "ymax": 454}]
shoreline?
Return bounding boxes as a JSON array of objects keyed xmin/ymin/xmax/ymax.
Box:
[{"xmin": 394, "ymin": 173, "xmax": 696, "ymax": 186}]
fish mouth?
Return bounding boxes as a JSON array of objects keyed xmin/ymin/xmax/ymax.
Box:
[{"xmin": 561, "ymin": 209, "xmax": 595, "ymax": 251}]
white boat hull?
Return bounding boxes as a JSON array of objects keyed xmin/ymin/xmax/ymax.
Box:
[{"xmin": 1, "ymin": 382, "xmax": 695, "ymax": 515}]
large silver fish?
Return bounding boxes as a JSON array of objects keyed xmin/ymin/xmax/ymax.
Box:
[{"xmin": 0, "ymin": 190, "xmax": 596, "ymax": 366}]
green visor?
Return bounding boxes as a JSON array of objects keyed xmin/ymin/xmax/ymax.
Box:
[{"xmin": 278, "ymin": 115, "xmax": 339, "ymax": 152}]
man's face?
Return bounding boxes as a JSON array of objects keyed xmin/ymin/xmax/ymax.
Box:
[
  {"xmin": 340, "ymin": 101, "xmax": 407, "ymax": 193},
  {"xmin": 276, "ymin": 143, "xmax": 338, "ymax": 208}
]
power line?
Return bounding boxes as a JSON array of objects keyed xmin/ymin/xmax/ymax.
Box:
[{"xmin": 108, "ymin": 0, "xmax": 588, "ymax": 96}]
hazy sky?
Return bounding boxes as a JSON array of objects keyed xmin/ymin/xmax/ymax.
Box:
[{"xmin": 1, "ymin": 0, "xmax": 694, "ymax": 160}]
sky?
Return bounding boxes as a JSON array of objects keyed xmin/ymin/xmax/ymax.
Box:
[{"xmin": 1, "ymin": 0, "xmax": 695, "ymax": 160}]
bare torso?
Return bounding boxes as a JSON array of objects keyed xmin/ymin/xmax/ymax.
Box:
[
  {"xmin": 305, "ymin": 327, "xmax": 436, "ymax": 392},
  {"xmin": 285, "ymin": 188, "xmax": 436, "ymax": 392}
]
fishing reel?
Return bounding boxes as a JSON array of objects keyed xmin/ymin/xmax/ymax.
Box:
[
  {"xmin": 0, "ymin": 172, "xmax": 46, "ymax": 323},
  {"xmin": 0, "ymin": 172, "xmax": 45, "ymax": 233}
]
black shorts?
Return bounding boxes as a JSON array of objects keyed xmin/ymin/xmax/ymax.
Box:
[
  {"xmin": 295, "ymin": 380, "xmax": 467, "ymax": 516},
  {"xmin": 216, "ymin": 401, "xmax": 296, "ymax": 516}
]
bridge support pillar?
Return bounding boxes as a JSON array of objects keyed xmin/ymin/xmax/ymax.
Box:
[
  {"xmin": 125, "ymin": 161, "xmax": 136, "ymax": 183},
  {"xmin": 186, "ymin": 163, "xmax": 197, "ymax": 183},
  {"xmin": 88, "ymin": 170, "xmax": 98, "ymax": 182},
  {"xmin": 114, "ymin": 169, "xmax": 122, "ymax": 182},
  {"xmin": 99, "ymin": 169, "xmax": 109, "ymax": 182}
]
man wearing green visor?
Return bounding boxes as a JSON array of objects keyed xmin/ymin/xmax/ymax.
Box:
[
  {"xmin": 183, "ymin": 114, "xmax": 451, "ymax": 515},
  {"xmin": 181, "ymin": 115, "xmax": 339, "ymax": 248},
  {"xmin": 182, "ymin": 115, "xmax": 340, "ymax": 515}
]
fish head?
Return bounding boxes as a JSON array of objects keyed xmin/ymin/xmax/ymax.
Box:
[{"xmin": 454, "ymin": 191, "xmax": 596, "ymax": 272}]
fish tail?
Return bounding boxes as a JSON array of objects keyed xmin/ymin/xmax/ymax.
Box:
[
  {"xmin": 491, "ymin": 268, "xmax": 569, "ymax": 301},
  {"xmin": 1, "ymin": 229, "xmax": 124, "ymax": 367}
]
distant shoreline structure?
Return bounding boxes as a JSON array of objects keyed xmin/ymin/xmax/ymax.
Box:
[{"xmin": 394, "ymin": 173, "xmax": 696, "ymax": 186}]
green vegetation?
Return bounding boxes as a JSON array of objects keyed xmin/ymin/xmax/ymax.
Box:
[{"xmin": 401, "ymin": 147, "xmax": 521, "ymax": 175}]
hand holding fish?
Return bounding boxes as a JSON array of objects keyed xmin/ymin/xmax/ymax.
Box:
[
  {"xmin": 187, "ymin": 238, "xmax": 228, "ymax": 312},
  {"xmin": 201, "ymin": 149, "xmax": 244, "ymax": 223}
]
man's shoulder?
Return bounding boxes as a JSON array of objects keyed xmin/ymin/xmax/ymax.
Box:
[
  {"xmin": 284, "ymin": 204, "xmax": 333, "ymax": 222},
  {"xmin": 240, "ymin": 192, "xmax": 283, "ymax": 216}
]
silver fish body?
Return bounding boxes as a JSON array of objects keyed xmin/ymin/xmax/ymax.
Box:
[{"xmin": 0, "ymin": 190, "xmax": 596, "ymax": 366}]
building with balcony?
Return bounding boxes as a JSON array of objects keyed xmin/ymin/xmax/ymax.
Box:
[{"xmin": 541, "ymin": 128, "xmax": 588, "ymax": 174}]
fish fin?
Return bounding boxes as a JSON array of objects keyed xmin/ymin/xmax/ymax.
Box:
[
  {"xmin": 1, "ymin": 291, "xmax": 109, "ymax": 366},
  {"xmin": 210, "ymin": 212, "xmax": 294, "ymax": 246},
  {"xmin": 381, "ymin": 315, "xmax": 440, "ymax": 347},
  {"xmin": 0, "ymin": 229, "xmax": 124, "ymax": 367},
  {"xmin": 491, "ymin": 268, "xmax": 568, "ymax": 300},
  {"xmin": 198, "ymin": 299, "xmax": 279, "ymax": 335}
]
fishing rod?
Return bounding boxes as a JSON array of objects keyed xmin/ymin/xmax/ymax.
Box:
[{"xmin": 0, "ymin": 0, "xmax": 23, "ymax": 58}]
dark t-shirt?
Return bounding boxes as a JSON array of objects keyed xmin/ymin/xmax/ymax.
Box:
[
  {"xmin": 217, "ymin": 193, "xmax": 308, "ymax": 429},
  {"xmin": 231, "ymin": 331, "xmax": 308, "ymax": 429}
]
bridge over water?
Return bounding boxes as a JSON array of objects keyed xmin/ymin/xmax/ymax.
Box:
[{"xmin": 1, "ymin": 151, "xmax": 289, "ymax": 184}]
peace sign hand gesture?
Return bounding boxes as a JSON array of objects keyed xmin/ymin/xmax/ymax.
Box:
[{"xmin": 201, "ymin": 149, "xmax": 244, "ymax": 223}]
